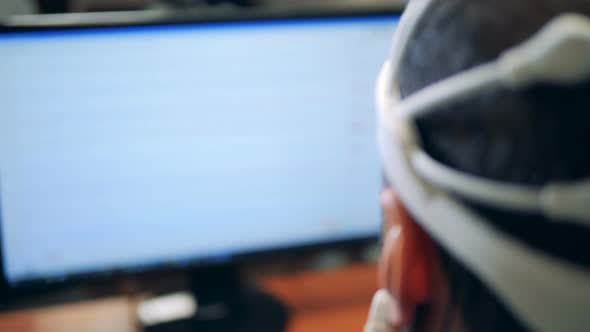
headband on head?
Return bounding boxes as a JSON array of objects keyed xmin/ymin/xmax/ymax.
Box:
[{"xmin": 377, "ymin": 1, "xmax": 590, "ymax": 331}]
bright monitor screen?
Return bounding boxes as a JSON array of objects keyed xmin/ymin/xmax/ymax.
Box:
[{"xmin": 0, "ymin": 15, "xmax": 398, "ymax": 284}]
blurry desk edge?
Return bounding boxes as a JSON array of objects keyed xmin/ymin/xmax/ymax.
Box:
[
  {"xmin": 0, "ymin": 264, "xmax": 377, "ymax": 332},
  {"xmin": 263, "ymin": 264, "xmax": 378, "ymax": 312}
]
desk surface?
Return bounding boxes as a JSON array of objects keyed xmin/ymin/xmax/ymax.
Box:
[{"xmin": 0, "ymin": 264, "xmax": 377, "ymax": 332}]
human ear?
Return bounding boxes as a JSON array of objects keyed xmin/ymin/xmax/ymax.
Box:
[{"xmin": 379, "ymin": 190, "xmax": 437, "ymax": 328}]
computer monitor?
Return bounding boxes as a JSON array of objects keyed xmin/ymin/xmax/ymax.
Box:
[{"xmin": 0, "ymin": 6, "xmax": 399, "ymax": 303}]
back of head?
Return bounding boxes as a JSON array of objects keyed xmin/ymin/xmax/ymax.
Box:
[{"xmin": 398, "ymin": 0, "xmax": 590, "ymax": 331}]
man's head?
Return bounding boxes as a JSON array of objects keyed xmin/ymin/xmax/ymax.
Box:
[{"xmin": 379, "ymin": 0, "xmax": 590, "ymax": 331}]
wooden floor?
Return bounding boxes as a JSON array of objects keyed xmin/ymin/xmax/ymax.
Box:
[{"xmin": 0, "ymin": 264, "xmax": 378, "ymax": 332}]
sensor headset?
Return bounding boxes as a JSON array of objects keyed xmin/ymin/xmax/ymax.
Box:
[{"xmin": 377, "ymin": 1, "xmax": 590, "ymax": 331}]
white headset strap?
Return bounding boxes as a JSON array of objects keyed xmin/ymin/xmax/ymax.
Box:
[
  {"xmin": 389, "ymin": 5, "xmax": 590, "ymax": 225},
  {"xmin": 378, "ymin": 3, "xmax": 590, "ymax": 331},
  {"xmin": 377, "ymin": 61, "xmax": 590, "ymax": 332},
  {"xmin": 412, "ymin": 150, "xmax": 590, "ymax": 223}
]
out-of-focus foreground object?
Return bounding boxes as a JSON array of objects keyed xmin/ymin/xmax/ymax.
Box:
[{"xmin": 377, "ymin": 0, "xmax": 590, "ymax": 331}]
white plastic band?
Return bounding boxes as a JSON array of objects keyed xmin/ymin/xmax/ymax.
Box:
[
  {"xmin": 500, "ymin": 13, "xmax": 590, "ymax": 86},
  {"xmin": 398, "ymin": 62, "xmax": 502, "ymax": 119},
  {"xmin": 377, "ymin": 62, "xmax": 590, "ymax": 332},
  {"xmin": 386, "ymin": 12, "xmax": 590, "ymax": 225},
  {"xmin": 379, "ymin": 5, "xmax": 590, "ymax": 330},
  {"xmin": 411, "ymin": 150, "xmax": 542, "ymax": 211}
]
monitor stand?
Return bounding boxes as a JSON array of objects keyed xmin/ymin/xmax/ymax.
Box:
[{"xmin": 141, "ymin": 265, "xmax": 289, "ymax": 332}]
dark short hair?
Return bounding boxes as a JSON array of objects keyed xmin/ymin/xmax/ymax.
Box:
[{"xmin": 398, "ymin": 0, "xmax": 590, "ymax": 331}]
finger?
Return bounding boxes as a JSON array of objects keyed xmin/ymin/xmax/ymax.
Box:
[{"xmin": 364, "ymin": 289, "xmax": 397, "ymax": 332}]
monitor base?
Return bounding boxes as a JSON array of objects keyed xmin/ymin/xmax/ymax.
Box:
[
  {"xmin": 142, "ymin": 287, "xmax": 289, "ymax": 332},
  {"xmin": 141, "ymin": 266, "xmax": 289, "ymax": 332}
]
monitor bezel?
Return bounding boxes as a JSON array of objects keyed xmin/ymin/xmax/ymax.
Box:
[{"xmin": 0, "ymin": 3, "xmax": 401, "ymax": 301}]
